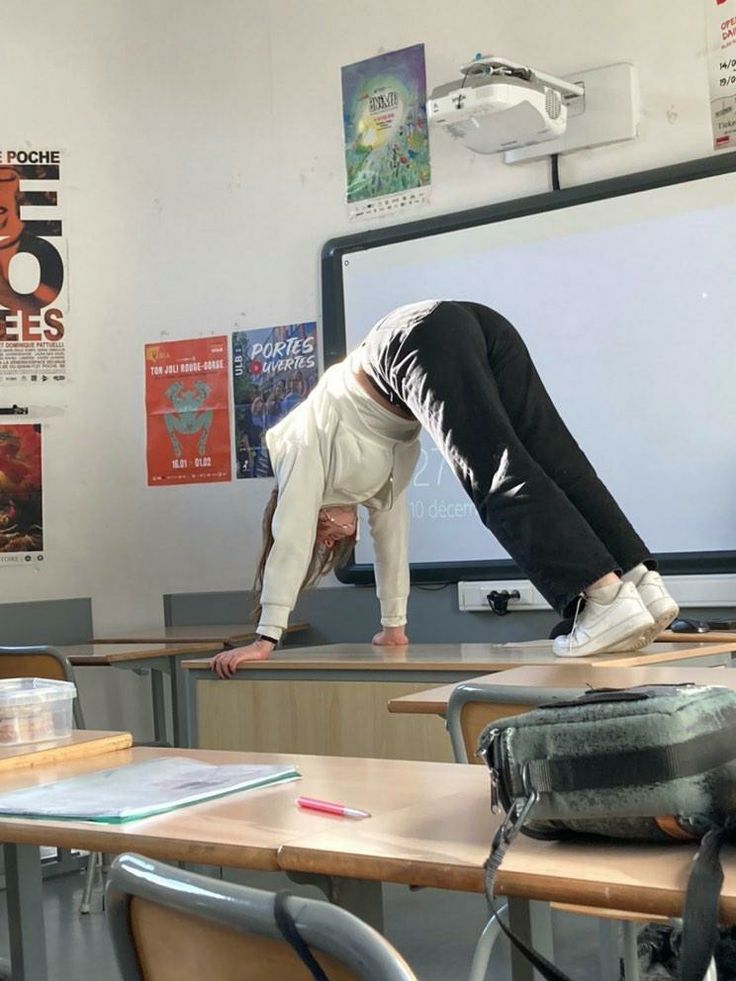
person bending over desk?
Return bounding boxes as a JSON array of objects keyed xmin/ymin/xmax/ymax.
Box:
[{"xmin": 212, "ymin": 300, "xmax": 677, "ymax": 677}]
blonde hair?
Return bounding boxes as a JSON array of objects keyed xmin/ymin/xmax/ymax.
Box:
[{"xmin": 251, "ymin": 488, "xmax": 357, "ymax": 624}]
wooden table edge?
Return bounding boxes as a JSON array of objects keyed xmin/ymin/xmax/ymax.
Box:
[
  {"xmin": 0, "ymin": 731, "xmax": 133, "ymax": 772},
  {"xmin": 493, "ymin": 869, "xmax": 736, "ymax": 922},
  {"xmin": 0, "ymin": 820, "xmax": 281, "ymax": 871},
  {"xmin": 180, "ymin": 640, "xmax": 736, "ymax": 672}
]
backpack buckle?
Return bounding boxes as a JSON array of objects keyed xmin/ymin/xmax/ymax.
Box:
[{"xmin": 497, "ymin": 765, "xmax": 539, "ymax": 846}]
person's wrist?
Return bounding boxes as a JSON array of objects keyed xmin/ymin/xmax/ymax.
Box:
[{"xmin": 255, "ymin": 634, "xmax": 277, "ymax": 649}]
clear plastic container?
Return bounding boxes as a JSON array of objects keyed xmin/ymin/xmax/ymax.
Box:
[{"xmin": 0, "ymin": 678, "xmax": 76, "ymax": 745}]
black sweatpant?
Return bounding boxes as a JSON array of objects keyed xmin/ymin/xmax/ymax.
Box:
[{"xmin": 363, "ymin": 300, "xmax": 651, "ymax": 615}]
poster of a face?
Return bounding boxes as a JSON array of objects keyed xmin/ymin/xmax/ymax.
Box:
[
  {"xmin": 341, "ymin": 44, "xmax": 431, "ymax": 218},
  {"xmin": 0, "ymin": 424, "xmax": 43, "ymax": 565},
  {"xmin": 231, "ymin": 322, "xmax": 318, "ymax": 479},
  {"xmin": 0, "ymin": 150, "xmax": 67, "ymax": 382}
]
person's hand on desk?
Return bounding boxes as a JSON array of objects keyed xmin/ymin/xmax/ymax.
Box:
[
  {"xmin": 211, "ymin": 638, "xmax": 274, "ymax": 678},
  {"xmin": 372, "ymin": 626, "xmax": 409, "ymax": 646}
]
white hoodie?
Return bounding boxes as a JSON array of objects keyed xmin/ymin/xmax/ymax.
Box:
[{"xmin": 257, "ymin": 349, "xmax": 421, "ymax": 640}]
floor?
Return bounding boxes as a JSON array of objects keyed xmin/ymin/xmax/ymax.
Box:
[{"xmin": 0, "ymin": 861, "xmax": 607, "ymax": 980}]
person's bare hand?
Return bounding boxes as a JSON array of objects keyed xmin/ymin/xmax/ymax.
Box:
[
  {"xmin": 371, "ymin": 627, "xmax": 409, "ymax": 646},
  {"xmin": 211, "ymin": 640, "xmax": 274, "ymax": 678}
]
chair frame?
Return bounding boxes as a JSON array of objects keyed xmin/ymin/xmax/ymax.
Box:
[
  {"xmin": 106, "ymin": 852, "xmax": 416, "ymax": 981},
  {"xmin": 447, "ymin": 680, "xmax": 584, "ymax": 763},
  {"xmin": 0, "ymin": 645, "xmax": 86, "ymax": 728}
]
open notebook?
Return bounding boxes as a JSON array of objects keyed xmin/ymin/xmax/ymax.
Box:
[{"xmin": 0, "ymin": 756, "xmax": 300, "ymax": 823}]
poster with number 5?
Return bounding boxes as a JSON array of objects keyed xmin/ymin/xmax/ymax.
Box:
[{"xmin": 0, "ymin": 150, "xmax": 67, "ymax": 383}]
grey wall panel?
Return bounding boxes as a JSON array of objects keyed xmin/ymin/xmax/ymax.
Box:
[
  {"xmin": 168, "ymin": 585, "xmax": 560, "ymax": 644},
  {"xmin": 166, "ymin": 586, "xmax": 735, "ymax": 645},
  {"xmin": 0, "ymin": 598, "xmax": 93, "ymax": 646}
]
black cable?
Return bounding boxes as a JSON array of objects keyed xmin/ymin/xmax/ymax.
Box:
[
  {"xmin": 416, "ymin": 582, "xmax": 450, "ymax": 592},
  {"xmin": 550, "ymin": 153, "xmax": 561, "ymax": 191}
]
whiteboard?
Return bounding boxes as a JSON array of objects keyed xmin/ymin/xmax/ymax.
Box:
[{"xmin": 322, "ymin": 155, "xmax": 736, "ymax": 582}]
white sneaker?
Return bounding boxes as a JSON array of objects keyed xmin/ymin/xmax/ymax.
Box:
[
  {"xmin": 552, "ymin": 581, "xmax": 656, "ymax": 658},
  {"xmin": 607, "ymin": 569, "xmax": 679, "ymax": 651},
  {"xmin": 635, "ymin": 569, "xmax": 679, "ymax": 633}
]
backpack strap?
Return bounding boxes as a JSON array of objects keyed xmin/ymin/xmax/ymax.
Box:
[
  {"xmin": 273, "ymin": 891, "xmax": 331, "ymax": 981},
  {"xmin": 485, "ymin": 818, "xmax": 576, "ymax": 981},
  {"xmin": 680, "ymin": 825, "xmax": 727, "ymax": 981},
  {"xmin": 491, "ymin": 902, "xmax": 576, "ymax": 981}
]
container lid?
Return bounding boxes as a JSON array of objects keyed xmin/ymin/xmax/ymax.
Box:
[{"xmin": 0, "ymin": 678, "xmax": 76, "ymax": 707}]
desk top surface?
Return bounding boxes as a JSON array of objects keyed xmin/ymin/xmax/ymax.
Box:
[
  {"xmin": 91, "ymin": 621, "xmax": 309, "ymax": 646},
  {"xmin": 388, "ymin": 663, "xmax": 736, "ymax": 714},
  {"xmin": 278, "ymin": 787, "xmax": 736, "ymax": 921},
  {"xmin": 59, "ymin": 641, "xmax": 225, "ymax": 665},
  {"xmin": 181, "ymin": 639, "xmax": 736, "ymax": 673},
  {"xmin": 0, "ymin": 745, "xmax": 733, "ymax": 921},
  {"xmin": 0, "ymin": 747, "xmax": 482, "ymax": 871}
]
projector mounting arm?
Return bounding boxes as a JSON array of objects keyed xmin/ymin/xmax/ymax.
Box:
[{"xmin": 460, "ymin": 55, "xmax": 585, "ymax": 102}]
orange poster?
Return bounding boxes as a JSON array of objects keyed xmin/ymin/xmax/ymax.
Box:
[{"xmin": 145, "ymin": 337, "xmax": 231, "ymax": 486}]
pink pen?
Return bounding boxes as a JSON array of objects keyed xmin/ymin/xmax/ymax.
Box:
[{"xmin": 296, "ymin": 795, "xmax": 371, "ymax": 819}]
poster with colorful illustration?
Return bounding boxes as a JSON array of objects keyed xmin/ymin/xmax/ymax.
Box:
[
  {"xmin": 341, "ymin": 44, "xmax": 431, "ymax": 219},
  {"xmin": 0, "ymin": 424, "xmax": 44, "ymax": 566},
  {"xmin": 145, "ymin": 337, "xmax": 231, "ymax": 486},
  {"xmin": 231, "ymin": 322, "xmax": 318, "ymax": 479},
  {"xmin": 706, "ymin": 0, "xmax": 736, "ymax": 149},
  {"xmin": 0, "ymin": 150, "xmax": 67, "ymax": 382}
]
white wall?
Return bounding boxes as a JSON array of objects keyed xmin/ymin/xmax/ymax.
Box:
[{"xmin": 3, "ymin": 0, "xmax": 719, "ymax": 634}]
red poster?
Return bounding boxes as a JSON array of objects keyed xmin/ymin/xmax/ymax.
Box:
[
  {"xmin": 145, "ymin": 337, "xmax": 231, "ymax": 486},
  {"xmin": 0, "ymin": 424, "xmax": 43, "ymax": 565}
]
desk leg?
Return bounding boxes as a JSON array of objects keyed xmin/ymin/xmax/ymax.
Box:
[
  {"xmin": 598, "ymin": 920, "xmax": 624, "ymax": 981},
  {"xmin": 4, "ymin": 844, "xmax": 47, "ymax": 981},
  {"xmin": 171, "ymin": 656, "xmax": 198, "ymax": 749},
  {"xmin": 150, "ymin": 669, "xmax": 169, "ymax": 746},
  {"xmin": 507, "ymin": 897, "xmax": 554, "ymax": 981},
  {"xmin": 181, "ymin": 671, "xmax": 200, "ymax": 749},
  {"xmin": 286, "ymin": 871, "xmax": 384, "ymax": 932},
  {"xmin": 170, "ymin": 656, "xmax": 184, "ymax": 748}
]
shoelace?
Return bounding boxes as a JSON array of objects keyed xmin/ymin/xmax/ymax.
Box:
[{"xmin": 567, "ymin": 594, "xmax": 585, "ymax": 653}]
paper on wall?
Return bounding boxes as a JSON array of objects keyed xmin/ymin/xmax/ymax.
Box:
[{"xmin": 705, "ymin": 0, "xmax": 736, "ymax": 149}]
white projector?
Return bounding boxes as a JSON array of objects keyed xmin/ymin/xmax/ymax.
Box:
[{"xmin": 428, "ymin": 75, "xmax": 568, "ymax": 154}]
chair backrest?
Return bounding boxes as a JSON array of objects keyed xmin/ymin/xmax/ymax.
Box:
[
  {"xmin": 446, "ymin": 680, "xmax": 585, "ymax": 763},
  {"xmin": 106, "ymin": 853, "xmax": 417, "ymax": 981},
  {"xmin": 0, "ymin": 646, "xmax": 85, "ymax": 728}
]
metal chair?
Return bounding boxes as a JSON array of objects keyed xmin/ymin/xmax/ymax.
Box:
[
  {"xmin": 106, "ymin": 852, "xmax": 417, "ymax": 980},
  {"xmin": 0, "ymin": 645, "xmax": 101, "ymax": 913},
  {"xmin": 0, "ymin": 645, "xmax": 86, "ymax": 728},
  {"xmin": 447, "ymin": 680, "xmax": 717, "ymax": 981}
]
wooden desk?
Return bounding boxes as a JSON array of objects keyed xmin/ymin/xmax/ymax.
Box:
[
  {"xmin": 90, "ymin": 620, "xmax": 310, "ymax": 646},
  {"xmin": 61, "ymin": 642, "xmax": 223, "ymax": 748},
  {"xmin": 278, "ymin": 781, "xmax": 736, "ymax": 981},
  {"xmin": 277, "ymin": 781, "xmax": 736, "ymax": 918},
  {"xmin": 181, "ymin": 641, "xmax": 735, "ymax": 759},
  {"xmin": 388, "ymin": 662, "xmax": 736, "ymax": 718},
  {"xmin": 388, "ymin": 663, "xmax": 736, "ymax": 763},
  {"xmin": 2, "ymin": 747, "xmax": 735, "ymax": 981},
  {"xmin": 0, "ymin": 747, "xmax": 485, "ymax": 980},
  {"xmin": 0, "ymin": 730, "xmax": 131, "ymax": 980}
]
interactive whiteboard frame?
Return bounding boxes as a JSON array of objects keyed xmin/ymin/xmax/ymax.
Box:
[{"xmin": 322, "ymin": 153, "xmax": 736, "ymax": 586}]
